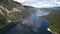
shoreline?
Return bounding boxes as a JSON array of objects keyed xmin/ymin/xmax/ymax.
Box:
[{"xmin": 47, "ymin": 28, "xmax": 58, "ymax": 34}]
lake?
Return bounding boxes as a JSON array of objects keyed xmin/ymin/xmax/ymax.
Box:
[{"xmin": 5, "ymin": 11, "xmax": 52, "ymax": 34}]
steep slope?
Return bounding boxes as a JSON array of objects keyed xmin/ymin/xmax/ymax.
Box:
[
  {"xmin": 23, "ymin": 5, "xmax": 40, "ymax": 14},
  {"xmin": 41, "ymin": 9, "xmax": 60, "ymax": 34},
  {"xmin": 0, "ymin": 0, "xmax": 32, "ymax": 29}
]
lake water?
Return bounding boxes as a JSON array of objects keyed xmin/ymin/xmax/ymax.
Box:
[{"xmin": 5, "ymin": 11, "xmax": 52, "ymax": 34}]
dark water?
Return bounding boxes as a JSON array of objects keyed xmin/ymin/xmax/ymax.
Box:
[{"xmin": 5, "ymin": 11, "xmax": 52, "ymax": 34}]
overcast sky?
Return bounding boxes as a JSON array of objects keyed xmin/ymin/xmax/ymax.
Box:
[{"xmin": 14, "ymin": 0, "xmax": 60, "ymax": 8}]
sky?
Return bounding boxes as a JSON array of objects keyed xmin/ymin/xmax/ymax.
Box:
[{"xmin": 14, "ymin": 0, "xmax": 60, "ymax": 8}]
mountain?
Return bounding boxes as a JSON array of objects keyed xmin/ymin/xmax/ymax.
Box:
[
  {"xmin": 24, "ymin": 5, "xmax": 35, "ymax": 9},
  {"xmin": 23, "ymin": 5, "xmax": 39, "ymax": 14},
  {"xmin": 39, "ymin": 6, "xmax": 60, "ymax": 11},
  {"xmin": 41, "ymin": 8, "xmax": 60, "ymax": 34},
  {"xmin": 52, "ymin": 6, "xmax": 60, "ymax": 10},
  {"xmin": 0, "ymin": 0, "xmax": 36, "ymax": 29}
]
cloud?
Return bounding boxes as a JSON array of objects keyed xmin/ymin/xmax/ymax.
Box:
[
  {"xmin": 14, "ymin": 0, "xmax": 36, "ymax": 4},
  {"xmin": 14, "ymin": 0, "xmax": 60, "ymax": 8},
  {"xmin": 56, "ymin": 2, "xmax": 60, "ymax": 6},
  {"xmin": 27, "ymin": 1, "xmax": 57, "ymax": 8}
]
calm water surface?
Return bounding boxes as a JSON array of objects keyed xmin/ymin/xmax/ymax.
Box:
[{"xmin": 5, "ymin": 11, "xmax": 52, "ymax": 34}]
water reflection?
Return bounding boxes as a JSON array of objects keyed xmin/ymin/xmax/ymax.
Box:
[{"xmin": 5, "ymin": 11, "xmax": 52, "ymax": 34}]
